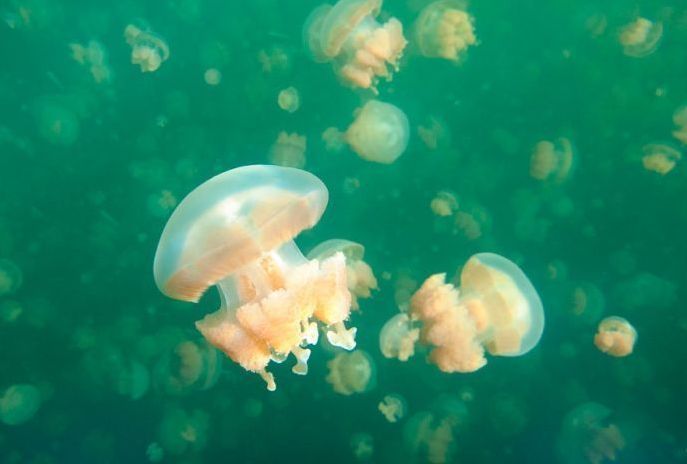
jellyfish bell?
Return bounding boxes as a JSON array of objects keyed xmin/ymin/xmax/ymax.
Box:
[
  {"xmin": 326, "ymin": 349, "xmax": 376, "ymax": 395},
  {"xmin": 124, "ymin": 22, "xmax": 170, "ymax": 72},
  {"xmin": 413, "ymin": 1, "xmax": 477, "ymax": 62},
  {"xmin": 345, "ymin": 100, "xmax": 410, "ymax": 164},
  {"xmin": 153, "ymin": 165, "xmax": 356, "ymax": 391},
  {"xmin": 379, "ymin": 312, "xmax": 420, "ymax": 361},
  {"xmin": 268, "ymin": 132, "xmax": 307, "ymax": 169},
  {"xmin": 618, "ymin": 17, "xmax": 662, "ymax": 58},
  {"xmin": 529, "ymin": 137, "xmax": 575, "ymax": 183},
  {"xmin": 0, "ymin": 384, "xmax": 42, "ymax": 426},
  {"xmin": 594, "ymin": 316, "xmax": 636, "ymax": 357},
  {"xmin": 277, "ymin": 87, "xmax": 300, "ymax": 113},
  {"xmin": 154, "ymin": 339, "xmax": 221, "ymax": 395}
]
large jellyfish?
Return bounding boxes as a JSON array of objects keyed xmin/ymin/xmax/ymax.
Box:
[
  {"xmin": 308, "ymin": 239, "xmax": 378, "ymax": 310},
  {"xmin": 618, "ymin": 17, "xmax": 662, "ymax": 58},
  {"xmin": 124, "ymin": 22, "xmax": 170, "ymax": 72},
  {"xmin": 0, "ymin": 384, "xmax": 42, "ymax": 425},
  {"xmin": 409, "ymin": 253, "xmax": 544, "ymax": 373},
  {"xmin": 0, "ymin": 259, "xmax": 22, "ymax": 296},
  {"xmin": 326, "ymin": 349, "xmax": 376, "ymax": 395},
  {"xmin": 379, "ymin": 312, "xmax": 420, "ymax": 361},
  {"xmin": 268, "ymin": 132, "xmax": 307, "ymax": 169},
  {"xmin": 413, "ymin": 1, "xmax": 477, "ymax": 62},
  {"xmin": 594, "ymin": 316, "xmax": 636, "ymax": 357},
  {"xmin": 304, "ymin": 0, "xmax": 407, "ymax": 92},
  {"xmin": 344, "ymin": 100, "xmax": 410, "ymax": 164},
  {"xmin": 154, "ymin": 165, "xmax": 356, "ymax": 391},
  {"xmin": 557, "ymin": 402, "xmax": 626, "ymax": 464}
]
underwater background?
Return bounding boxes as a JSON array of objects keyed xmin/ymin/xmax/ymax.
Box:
[{"xmin": 0, "ymin": 0, "xmax": 686, "ymax": 462}]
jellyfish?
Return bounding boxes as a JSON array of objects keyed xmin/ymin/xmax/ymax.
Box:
[
  {"xmin": 0, "ymin": 384, "xmax": 42, "ymax": 425},
  {"xmin": 610, "ymin": 272, "xmax": 676, "ymax": 311},
  {"xmin": 303, "ymin": 0, "xmax": 407, "ymax": 92},
  {"xmin": 404, "ymin": 412, "xmax": 457, "ymax": 464},
  {"xmin": 124, "ymin": 23, "xmax": 170, "ymax": 72},
  {"xmin": 413, "ymin": 1, "xmax": 477, "ymax": 62},
  {"xmin": 594, "ymin": 316, "xmax": 636, "ymax": 357},
  {"xmin": 418, "ymin": 115, "xmax": 451, "ymax": 150},
  {"xmin": 378, "ymin": 393, "xmax": 407, "ymax": 422},
  {"xmin": 147, "ymin": 190, "xmax": 178, "ymax": 218},
  {"xmin": 529, "ymin": 137, "xmax": 575, "ymax": 183},
  {"xmin": 430, "ymin": 191, "xmax": 458, "ymax": 217},
  {"xmin": 157, "ymin": 407, "xmax": 209, "ymax": 456},
  {"xmin": 557, "ymin": 402, "xmax": 625, "ymax": 464},
  {"xmin": 641, "ymin": 143, "xmax": 682, "ymax": 175},
  {"xmin": 146, "ymin": 442, "xmax": 164, "ymax": 463},
  {"xmin": 203, "ymin": 68, "xmax": 222, "ymax": 86},
  {"xmin": 34, "ymin": 98, "xmax": 80, "ymax": 146},
  {"xmin": 153, "ymin": 165, "xmax": 356, "ymax": 391},
  {"xmin": 453, "ymin": 200, "xmax": 491, "ymax": 240},
  {"xmin": 410, "ymin": 253, "xmax": 544, "ymax": 373},
  {"xmin": 379, "ymin": 313, "xmax": 420, "ymax": 361},
  {"xmin": 350, "ymin": 432, "xmax": 374, "ymax": 461},
  {"xmin": 0, "ymin": 259, "xmax": 22, "ymax": 296},
  {"xmin": 568, "ymin": 282, "xmax": 605, "ymax": 326},
  {"xmin": 69, "ymin": 40, "xmax": 112, "ymax": 83},
  {"xmin": 277, "ymin": 87, "xmax": 300, "ymax": 113},
  {"xmin": 672, "ymin": 105, "xmax": 687, "ymax": 145},
  {"xmin": 153, "ymin": 339, "xmax": 221, "ymax": 395},
  {"xmin": 618, "ymin": 17, "xmax": 662, "ymax": 58},
  {"xmin": 344, "ymin": 100, "xmax": 410, "ymax": 164},
  {"xmin": 268, "ymin": 132, "xmax": 307, "ymax": 168},
  {"xmin": 326, "ymin": 349, "xmax": 376, "ymax": 395},
  {"xmin": 308, "ymin": 239, "xmax": 378, "ymax": 310}
]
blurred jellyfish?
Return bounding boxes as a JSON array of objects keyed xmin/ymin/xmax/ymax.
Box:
[
  {"xmin": 417, "ymin": 116, "xmax": 451, "ymax": 150},
  {"xmin": 124, "ymin": 23, "xmax": 170, "ymax": 72},
  {"xmin": 117, "ymin": 360, "xmax": 150, "ymax": 400},
  {"xmin": 404, "ymin": 405, "xmax": 464, "ymax": 464},
  {"xmin": 69, "ymin": 40, "xmax": 112, "ymax": 83},
  {"xmin": 672, "ymin": 105, "xmax": 687, "ymax": 145},
  {"xmin": 641, "ymin": 143, "xmax": 682, "ymax": 175},
  {"xmin": 350, "ymin": 432, "xmax": 374, "ymax": 461},
  {"xmin": 378, "ymin": 393, "xmax": 407, "ymax": 423},
  {"xmin": 154, "ymin": 166, "xmax": 356, "ymax": 391},
  {"xmin": 453, "ymin": 200, "xmax": 491, "ymax": 240},
  {"xmin": 0, "ymin": 259, "xmax": 22, "ymax": 296},
  {"xmin": 413, "ymin": 1, "xmax": 477, "ymax": 62},
  {"xmin": 154, "ymin": 339, "xmax": 221, "ymax": 395},
  {"xmin": 568, "ymin": 282, "xmax": 605, "ymax": 325},
  {"xmin": 344, "ymin": 100, "xmax": 410, "ymax": 164},
  {"xmin": 258, "ymin": 45, "xmax": 292, "ymax": 75},
  {"xmin": 147, "ymin": 190, "xmax": 178, "ymax": 218},
  {"xmin": 308, "ymin": 239, "xmax": 378, "ymax": 310},
  {"xmin": 611, "ymin": 272, "xmax": 676, "ymax": 310},
  {"xmin": 618, "ymin": 17, "xmax": 662, "ymax": 58},
  {"xmin": 594, "ymin": 316, "xmax": 636, "ymax": 357},
  {"xmin": 34, "ymin": 97, "xmax": 80, "ymax": 146},
  {"xmin": 410, "ymin": 253, "xmax": 544, "ymax": 373},
  {"xmin": 277, "ymin": 87, "xmax": 300, "ymax": 113},
  {"xmin": 394, "ymin": 271, "xmax": 419, "ymax": 309},
  {"xmin": 529, "ymin": 137, "xmax": 575, "ymax": 183},
  {"xmin": 157, "ymin": 407, "xmax": 209, "ymax": 456},
  {"xmin": 379, "ymin": 313, "xmax": 420, "ymax": 361},
  {"xmin": 0, "ymin": 300, "xmax": 23, "ymax": 324},
  {"xmin": 304, "ymin": 0, "xmax": 407, "ymax": 92},
  {"xmin": 557, "ymin": 402, "xmax": 625, "ymax": 464},
  {"xmin": 203, "ymin": 68, "xmax": 222, "ymax": 86},
  {"xmin": 322, "ymin": 126, "xmax": 346, "ymax": 152},
  {"xmin": 326, "ymin": 349, "xmax": 376, "ymax": 395},
  {"xmin": 430, "ymin": 190, "xmax": 458, "ymax": 217},
  {"xmin": 146, "ymin": 442, "xmax": 164, "ymax": 463},
  {"xmin": 0, "ymin": 384, "xmax": 42, "ymax": 425},
  {"xmin": 269, "ymin": 131, "xmax": 307, "ymax": 168},
  {"xmin": 488, "ymin": 394, "xmax": 530, "ymax": 437}
]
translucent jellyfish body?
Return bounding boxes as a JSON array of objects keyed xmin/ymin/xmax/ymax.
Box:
[
  {"xmin": 158, "ymin": 407, "xmax": 209, "ymax": 456},
  {"xmin": 69, "ymin": 40, "xmax": 112, "ymax": 83},
  {"xmin": 594, "ymin": 316, "xmax": 636, "ymax": 357},
  {"xmin": 557, "ymin": 402, "xmax": 625, "ymax": 464},
  {"xmin": 529, "ymin": 137, "xmax": 575, "ymax": 183},
  {"xmin": 34, "ymin": 97, "xmax": 80, "ymax": 146},
  {"xmin": 124, "ymin": 23, "xmax": 169, "ymax": 72},
  {"xmin": 326, "ymin": 349, "xmax": 375, "ymax": 395},
  {"xmin": 672, "ymin": 105, "xmax": 687, "ymax": 145},
  {"xmin": 345, "ymin": 100, "xmax": 410, "ymax": 164},
  {"xmin": 154, "ymin": 165, "xmax": 356, "ymax": 391},
  {"xmin": 277, "ymin": 87, "xmax": 300, "ymax": 113},
  {"xmin": 268, "ymin": 131, "xmax": 307, "ymax": 169},
  {"xmin": 618, "ymin": 17, "xmax": 662, "ymax": 58},
  {"xmin": 308, "ymin": 239, "xmax": 377, "ymax": 310},
  {"xmin": 0, "ymin": 259, "xmax": 22, "ymax": 296},
  {"xmin": 154, "ymin": 339, "xmax": 221, "ymax": 395},
  {"xmin": 304, "ymin": 0, "xmax": 407, "ymax": 92},
  {"xmin": 430, "ymin": 190, "xmax": 458, "ymax": 217},
  {"xmin": 641, "ymin": 143, "xmax": 682, "ymax": 175},
  {"xmin": 0, "ymin": 384, "xmax": 41, "ymax": 425},
  {"xmin": 378, "ymin": 393, "xmax": 407, "ymax": 422},
  {"xmin": 379, "ymin": 313, "xmax": 420, "ymax": 361},
  {"xmin": 413, "ymin": 1, "xmax": 477, "ymax": 62},
  {"xmin": 410, "ymin": 253, "xmax": 544, "ymax": 373}
]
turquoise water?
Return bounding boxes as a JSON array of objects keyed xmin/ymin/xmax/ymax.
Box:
[{"xmin": 0, "ymin": 0, "xmax": 685, "ymax": 462}]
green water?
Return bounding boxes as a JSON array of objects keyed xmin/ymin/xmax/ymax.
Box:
[{"xmin": 0, "ymin": 0, "xmax": 685, "ymax": 462}]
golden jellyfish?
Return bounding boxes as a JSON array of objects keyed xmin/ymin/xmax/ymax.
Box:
[
  {"xmin": 344, "ymin": 100, "xmax": 410, "ymax": 164},
  {"xmin": 308, "ymin": 239, "xmax": 378, "ymax": 310},
  {"xmin": 413, "ymin": 1, "xmax": 477, "ymax": 62},
  {"xmin": 594, "ymin": 316, "xmax": 636, "ymax": 357},
  {"xmin": 153, "ymin": 339, "xmax": 221, "ymax": 395},
  {"xmin": 268, "ymin": 131, "xmax": 307, "ymax": 169},
  {"xmin": 618, "ymin": 17, "xmax": 662, "ymax": 58},
  {"xmin": 0, "ymin": 259, "xmax": 22, "ymax": 296},
  {"xmin": 326, "ymin": 349, "xmax": 376, "ymax": 395},
  {"xmin": 322, "ymin": 126, "xmax": 346, "ymax": 153},
  {"xmin": 157, "ymin": 407, "xmax": 209, "ymax": 456},
  {"xmin": 378, "ymin": 393, "xmax": 407, "ymax": 423},
  {"xmin": 154, "ymin": 165, "xmax": 356, "ymax": 391},
  {"xmin": 404, "ymin": 412, "xmax": 457, "ymax": 464},
  {"xmin": 672, "ymin": 105, "xmax": 687, "ymax": 145},
  {"xmin": 277, "ymin": 87, "xmax": 300, "ymax": 113},
  {"xmin": 529, "ymin": 137, "xmax": 575, "ymax": 183},
  {"xmin": 69, "ymin": 40, "xmax": 112, "ymax": 83},
  {"xmin": 430, "ymin": 190, "xmax": 458, "ymax": 217},
  {"xmin": 0, "ymin": 384, "xmax": 42, "ymax": 425},
  {"xmin": 418, "ymin": 116, "xmax": 451, "ymax": 151},
  {"xmin": 641, "ymin": 143, "xmax": 682, "ymax": 175},
  {"xmin": 124, "ymin": 23, "xmax": 170, "ymax": 72},
  {"xmin": 410, "ymin": 253, "xmax": 544, "ymax": 373},
  {"xmin": 203, "ymin": 68, "xmax": 222, "ymax": 86},
  {"xmin": 304, "ymin": 0, "xmax": 407, "ymax": 92},
  {"xmin": 379, "ymin": 313, "xmax": 420, "ymax": 361},
  {"xmin": 453, "ymin": 200, "xmax": 491, "ymax": 240},
  {"xmin": 556, "ymin": 402, "xmax": 625, "ymax": 464}
]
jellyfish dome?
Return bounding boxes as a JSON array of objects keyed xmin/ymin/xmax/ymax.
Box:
[
  {"xmin": 594, "ymin": 316, "xmax": 636, "ymax": 357},
  {"xmin": 326, "ymin": 349, "xmax": 376, "ymax": 395},
  {"xmin": 413, "ymin": 1, "xmax": 477, "ymax": 62},
  {"xmin": 379, "ymin": 312, "xmax": 420, "ymax": 361},
  {"xmin": 303, "ymin": 0, "xmax": 407, "ymax": 92},
  {"xmin": 410, "ymin": 253, "xmax": 544, "ymax": 373},
  {"xmin": 154, "ymin": 165, "xmax": 356, "ymax": 391},
  {"xmin": 0, "ymin": 384, "xmax": 42, "ymax": 425},
  {"xmin": 529, "ymin": 137, "xmax": 575, "ymax": 183},
  {"xmin": 618, "ymin": 17, "xmax": 662, "ymax": 58},
  {"xmin": 345, "ymin": 100, "xmax": 410, "ymax": 164}
]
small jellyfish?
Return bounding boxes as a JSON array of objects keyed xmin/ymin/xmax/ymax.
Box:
[
  {"xmin": 594, "ymin": 316, "xmax": 636, "ymax": 357},
  {"xmin": 404, "ymin": 412, "xmax": 457, "ymax": 464},
  {"xmin": 378, "ymin": 393, "xmax": 407, "ymax": 423},
  {"xmin": 413, "ymin": 1, "xmax": 477, "ymax": 62},
  {"xmin": 410, "ymin": 253, "xmax": 544, "ymax": 373},
  {"xmin": 641, "ymin": 143, "xmax": 682, "ymax": 175},
  {"xmin": 529, "ymin": 137, "xmax": 575, "ymax": 183},
  {"xmin": 0, "ymin": 384, "xmax": 42, "ymax": 425},
  {"xmin": 203, "ymin": 68, "xmax": 222, "ymax": 86},
  {"xmin": 277, "ymin": 86, "xmax": 300, "ymax": 113},
  {"xmin": 350, "ymin": 432, "xmax": 374, "ymax": 461},
  {"xmin": 146, "ymin": 442, "xmax": 164, "ymax": 463},
  {"xmin": 322, "ymin": 126, "xmax": 346, "ymax": 153},
  {"xmin": 326, "ymin": 349, "xmax": 376, "ymax": 395},
  {"xmin": 124, "ymin": 23, "xmax": 170, "ymax": 72},
  {"xmin": 379, "ymin": 313, "xmax": 420, "ymax": 361},
  {"xmin": 556, "ymin": 402, "xmax": 625, "ymax": 464},
  {"xmin": 34, "ymin": 98, "xmax": 80, "ymax": 146},
  {"xmin": 0, "ymin": 259, "xmax": 22, "ymax": 296},
  {"xmin": 430, "ymin": 190, "xmax": 458, "ymax": 217},
  {"xmin": 417, "ymin": 116, "xmax": 451, "ymax": 151},
  {"xmin": 308, "ymin": 239, "xmax": 378, "ymax": 310},
  {"xmin": 453, "ymin": 200, "xmax": 491, "ymax": 240},
  {"xmin": 344, "ymin": 100, "xmax": 410, "ymax": 164},
  {"xmin": 153, "ymin": 339, "xmax": 221, "ymax": 395},
  {"xmin": 618, "ymin": 17, "xmax": 662, "ymax": 58},
  {"xmin": 154, "ymin": 165, "xmax": 356, "ymax": 391},
  {"xmin": 258, "ymin": 46, "xmax": 292, "ymax": 75},
  {"xmin": 568, "ymin": 282, "xmax": 605, "ymax": 325},
  {"xmin": 304, "ymin": 0, "xmax": 407, "ymax": 92},
  {"xmin": 157, "ymin": 407, "xmax": 209, "ymax": 456},
  {"xmin": 672, "ymin": 105, "xmax": 687, "ymax": 145},
  {"xmin": 69, "ymin": 40, "xmax": 112, "ymax": 83},
  {"xmin": 147, "ymin": 190, "xmax": 178, "ymax": 218},
  {"xmin": 269, "ymin": 131, "xmax": 307, "ymax": 169}
]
